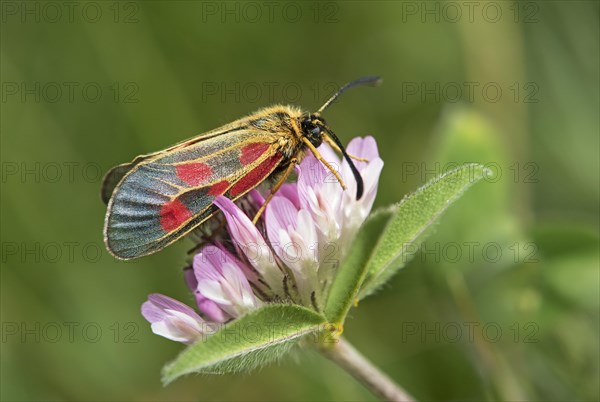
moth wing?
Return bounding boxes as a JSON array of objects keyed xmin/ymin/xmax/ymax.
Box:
[
  {"xmin": 100, "ymin": 124, "xmax": 245, "ymax": 204},
  {"xmin": 101, "ymin": 155, "xmax": 154, "ymax": 205},
  {"xmin": 104, "ymin": 129, "xmax": 285, "ymax": 260}
]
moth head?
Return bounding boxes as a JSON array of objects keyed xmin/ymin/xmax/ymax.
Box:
[
  {"xmin": 297, "ymin": 76, "xmax": 381, "ymax": 200},
  {"xmin": 300, "ymin": 113, "xmax": 327, "ymax": 147},
  {"xmin": 299, "ymin": 111, "xmax": 366, "ymax": 200}
]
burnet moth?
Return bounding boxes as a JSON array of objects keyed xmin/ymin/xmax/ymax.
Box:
[{"xmin": 102, "ymin": 76, "xmax": 382, "ymax": 260}]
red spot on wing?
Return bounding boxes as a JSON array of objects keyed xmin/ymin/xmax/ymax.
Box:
[
  {"xmin": 160, "ymin": 199, "xmax": 192, "ymax": 231},
  {"xmin": 176, "ymin": 162, "xmax": 213, "ymax": 186},
  {"xmin": 231, "ymin": 154, "xmax": 282, "ymax": 196},
  {"xmin": 240, "ymin": 143, "xmax": 270, "ymax": 166},
  {"xmin": 208, "ymin": 180, "xmax": 230, "ymax": 196}
]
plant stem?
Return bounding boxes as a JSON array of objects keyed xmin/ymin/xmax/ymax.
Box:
[{"xmin": 319, "ymin": 337, "xmax": 416, "ymax": 402}]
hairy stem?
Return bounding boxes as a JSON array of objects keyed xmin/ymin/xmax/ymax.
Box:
[{"xmin": 319, "ymin": 337, "xmax": 416, "ymax": 402}]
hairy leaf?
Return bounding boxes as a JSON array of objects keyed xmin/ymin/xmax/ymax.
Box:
[
  {"xmin": 324, "ymin": 206, "xmax": 396, "ymax": 324},
  {"xmin": 358, "ymin": 163, "xmax": 490, "ymax": 299},
  {"xmin": 162, "ymin": 304, "xmax": 327, "ymax": 383}
]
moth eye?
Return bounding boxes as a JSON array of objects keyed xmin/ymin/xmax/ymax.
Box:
[{"xmin": 310, "ymin": 126, "xmax": 321, "ymax": 136}]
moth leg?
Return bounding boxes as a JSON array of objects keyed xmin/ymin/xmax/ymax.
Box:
[
  {"xmin": 252, "ymin": 158, "xmax": 298, "ymax": 224},
  {"xmin": 301, "ymin": 137, "xmax": 348, "ymax": 190},
  {"xmin": 323, "ymin": 136, "xmax": 369, "ymax": 163}
]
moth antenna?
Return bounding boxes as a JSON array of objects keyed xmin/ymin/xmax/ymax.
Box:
[
  {"xmin": 318, "ymin": 76, "xmax": 382, "ymax": 114},
  {"xmin": 324, "ymin": 127, "xmax": 364, "ymax": 200}
]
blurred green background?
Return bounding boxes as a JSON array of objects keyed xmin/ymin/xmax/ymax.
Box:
[{"xmin": 1, "ymin": 1, "xmax": 598, "ymax": 400}]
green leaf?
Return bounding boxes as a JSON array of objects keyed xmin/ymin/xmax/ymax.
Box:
[
  {"xmin": 324, "ymin": 206, "xmax": 396, "ymax": 323},
  {"xmin": 544, "ymin": 252, "xmax": 599, "ymax": 310},
  {"xmin": 428, "ymin": 106, "xmax": 525, "ymax": 274},
  {"xmin": 358, "ymin": 163, "xmax": 490, "ymax": 299},
  {"xmin": 162, "ymin": 304, "xmax": 327, "ymax": 383}
]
